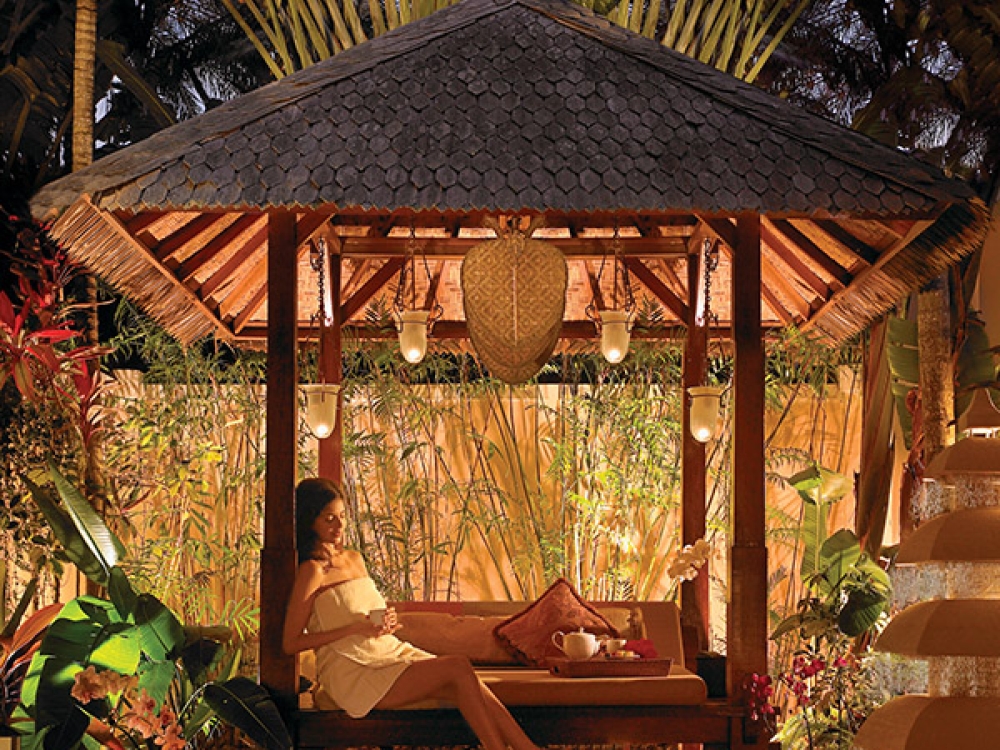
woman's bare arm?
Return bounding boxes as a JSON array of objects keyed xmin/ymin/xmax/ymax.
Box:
[{"xmin": 283, "ymin": 561, "xmax": 373, "ymax": 654}]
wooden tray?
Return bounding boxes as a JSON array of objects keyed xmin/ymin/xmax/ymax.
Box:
[{"xmin": 548, "ymin": 657, "xmax": 673, "ymax": 678}]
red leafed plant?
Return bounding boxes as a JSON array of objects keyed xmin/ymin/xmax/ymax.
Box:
[{"xmin": 0, "ymin": 211, "xmax": 104, "ymax": 433}]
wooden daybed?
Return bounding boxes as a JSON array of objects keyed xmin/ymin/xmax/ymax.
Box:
[{"xmin": 294, "ymin": 600, "xmax": 772, "ymax": 750}]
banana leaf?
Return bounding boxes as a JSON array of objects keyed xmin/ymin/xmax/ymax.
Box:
[
  {"xmin": 838, "ymin": 588, "xmax": 888, "ymax": 637},
  {"xmin": 134, "ymin": 594, "xmax": 185, "ymax": 663},
  {"xmin": 204, "ymin": 677, "xmax": 293, "ymax": 750},
  {"xmin": 1, "ymin": 577, "xmax": 38, "ymax": 640},
  {"xmin": 887, "ymin": 315, "xmax": 919, "ymax": 449},
  {"xmin": 23, "ymin": 597, "xmax": 137, "ymax": 739},
  {"xmin": 49, "ymin": 460, "xmax": 125, "ymax": 572},
  {"xmin": 107, "ymin": 567, "xmax": 137, "ymax": 621},
  {"xmin": 23, "ymin": 477, "xmax": 110, "ymax": 588},
  {"xmin": 955, "ymin": 313, "xmax": 999, "ymax": 418}
]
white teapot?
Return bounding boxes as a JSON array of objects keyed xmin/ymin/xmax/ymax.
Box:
[{"xmin": 551, "ymin": 628, "xmax": 600, "ymax": 660}]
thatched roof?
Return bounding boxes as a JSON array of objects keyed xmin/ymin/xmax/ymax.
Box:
[{"xmin": 31, "ymin": 0, "xmax": 990, "ymax": 347}]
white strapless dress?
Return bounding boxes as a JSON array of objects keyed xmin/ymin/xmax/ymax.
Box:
[{"xmin": 310, "ymin": 577, "xmax": 432, "ymax": 717}]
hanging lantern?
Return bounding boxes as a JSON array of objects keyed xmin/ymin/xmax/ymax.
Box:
[
  {"xmin": 688, "ymin": 385, "xmax": 723, "ymax": 443},
  {"xmin": 393, "ymin": 228, "xmax": 440, "ymax": 365},
  {"xmin": 687, "ymin": 239, "xmax": 726, "ymax": 442},
  {"xmin": 586, "ymin": 225, "xmax": 635, "ymax": 364},
  {"xmin": 302, "ymin": 238, "xmax": 340, "ymax": 439},
  {"xmin": 397, "ymin": 309, "xmax": 429, "ymax": 364},
  {"xmin": 303, "ymin": 383, "xmax": 341, "ymax": 439},
  {"xmin": 600, "ymin": 309, "xmax": 630, "ymax": 364}
]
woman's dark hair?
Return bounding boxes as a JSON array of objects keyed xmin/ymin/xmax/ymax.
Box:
[{"xmin": 295, "ymin": 478, "xmax": 345, "ymax": 563}]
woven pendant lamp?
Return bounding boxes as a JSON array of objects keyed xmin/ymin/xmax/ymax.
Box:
[{"xmin": 461, "ymin": 217, "xmax": 567, "ymax": 384}]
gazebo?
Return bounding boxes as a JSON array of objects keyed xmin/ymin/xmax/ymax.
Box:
[{"xmin": 32, "ymin": 0, "xmax": 988, "ymax": 745}]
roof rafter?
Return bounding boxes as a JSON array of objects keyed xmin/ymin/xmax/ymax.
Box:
[{"xmin": 623, "ymin": 257, "xmax": 689, "ymax": 322}]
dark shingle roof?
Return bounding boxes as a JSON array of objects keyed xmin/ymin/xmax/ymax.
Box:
[{"xmin": 32, "ymin": 0, "xmax": 974, "ymax": 220}]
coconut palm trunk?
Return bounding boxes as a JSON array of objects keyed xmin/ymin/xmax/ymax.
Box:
[{"xmin": 73, "ymin": 0, "xmax": 106, "ymax": 596}]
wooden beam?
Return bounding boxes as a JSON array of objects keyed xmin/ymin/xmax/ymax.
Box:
[
  {"xmin": 176, "ymin": 214, "xmax": 265, "ymax": 281},
  {"xmin": 695, "ymin": 215, "xmax": 737, "ymax": 249},
  {"xmin": 769, "ymin": 219, "xmax": 852, "ymax": 289},
  {"xmin": 232, "ymin": 242, "xmax": 313, "ymax": 332},
  {"xmin": 585, "ymin": 261, "xmax": 606, "ymax": 312},
  {"xmin": 811, "ymin": 220, "xmax": 879, "ymax": 266},
  {"xmin": 727, "ymin": 212, "xmax": 768, "ymax": 704},
  {"xmin": 681, "ymin": 248, "xmax": 710, "ymax": 651},
  {"xmin": 340, "ymin": 258, "xmax": 406, "ymax": 321},
  {"xmin": 760, "ymin": 220, "xmax": 833, "ymax": 299},
  {"xmin": 623, "ymin": 257, "xmax": 689, "ymax": 322},
  {"xmin": 196, "ymin": 221, "xmax": 269, "ymax": 298},
  {"xmin": 800, "ymin": 219, "xmax": 935, "ymax": 337},
  {"xmin": 235, "ymin": 320, "xmax": 781, "ymax": 342},
  {"xmin": 759, "ymin": 250, "xmax": 808, "ymax": 322},
  {"xmin": 261, "ymin": 210, "xmax": 298, "ymax": 714},
  {"xmin": 656, "ymin": 259, "xmax": 687, "ymax": 300},
  {"xmin": 340, "ymin": 236, "xmax": 687, "ymax": 259},
  {"xmin": 122, "ymin": 210, "xmax": 164, "ymax": 237},
  {"xmin": 153, "ymin": 214, "xmax": 228, "ymax": 262},
  {"xmin": 342, "ymin": 258, "xmax": 372, "ymax": 300},
  {"xmin": 422, "ymin": 261, "xmax": 443, "ymax": 311}
]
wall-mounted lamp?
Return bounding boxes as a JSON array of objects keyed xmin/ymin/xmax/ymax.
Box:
[{"xmin": 687, "ymin": 238, "xmax": 725, "ymax": 442}]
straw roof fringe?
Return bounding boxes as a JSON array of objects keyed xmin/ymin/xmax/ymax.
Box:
[
  {"xmin": 808, "ymin": 200, "xmax": 992, "ymax": 342},
  {"xmin": 52, "ymin": 197, "xmax": 231, "ymax": 344}
]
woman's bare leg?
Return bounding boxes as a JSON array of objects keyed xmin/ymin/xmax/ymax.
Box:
[
  {"xmin": 376, "ymin": 656, "xmax": 540, "ymax": 750},
  {"xmin": 478, "ymin": 680, "xmax": 539, "ymax": 750}
]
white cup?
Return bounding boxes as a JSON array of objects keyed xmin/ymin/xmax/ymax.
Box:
[
  {"xmin": 369, "ymin": 608, "xmax": 387, "ymax": 626},
  {"xmin": 604, "ymin": 638, "xmax": 628, "ymax": 655}
]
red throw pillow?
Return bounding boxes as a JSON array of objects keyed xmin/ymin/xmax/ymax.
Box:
[{"xmin": 493, "ymin": 578, "xmax": 618, "ymax": 667}]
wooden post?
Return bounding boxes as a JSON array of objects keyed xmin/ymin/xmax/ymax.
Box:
[
  {"xmin": 318, "ymin": 239, "xmax": 343, "ymax": 483},
  {"xmin": 727, "ymin": 213, "xmax": 768, "ymax": 702},
  {"xmin": 681, "ymin": 247, "xmax": 710, "ymax": 652},
  {"xmin": 260, "ymin": 210, "xmax": 299, "ymax": 713}
]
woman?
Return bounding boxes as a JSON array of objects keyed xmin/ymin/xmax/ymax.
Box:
[{"xmin": 283, "ymin": 478, "xmax": 541, "ymax": 750}]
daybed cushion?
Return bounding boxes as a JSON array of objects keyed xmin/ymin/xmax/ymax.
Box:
[
  {"xmin": 477, "ymin": 665, "xmax": 706, "ymax": 706},
  {"xmin": 493, "ymin": 578, "xmax": 618, "ymax": 666},
  {"xmin": 313, "ymin": 665, "xmax": 706, "ymax": 710}
]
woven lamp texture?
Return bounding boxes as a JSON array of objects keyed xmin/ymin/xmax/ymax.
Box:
[
  {"xmin": 854, "ymin": 695, "xmax": 1000, "ymax": 750},
  {"xmin": 461, "ymin": 231, "xmax": 567, "ymax": 384}
]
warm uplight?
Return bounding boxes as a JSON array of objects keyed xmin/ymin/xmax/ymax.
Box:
[
  {"xmin": 303, "ymin": 383, "xmax": 340, "ymax": 439},
  {"xmin": 600, "ymin": 310, "xmax": 630, "ymax": 364},
  {"xmin": 688, "ymin": 385, "xmax": 723, "ymax": 443},
  {"xmin": 398, "ymin": 309, "xmax": 429, "ymax": 364}
]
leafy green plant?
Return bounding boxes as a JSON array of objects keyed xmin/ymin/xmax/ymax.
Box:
[
  {"xmin": 13, "ymin": 463, "xmax": 290, "ymax": 750},
  {"xmin": 770, "ymin": 524, "xmax": 891, "ymax": 750}
]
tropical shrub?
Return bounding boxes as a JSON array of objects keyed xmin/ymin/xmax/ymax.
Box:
[{"xmin": 13, "ymin": 463, "xmax": 291, "ymax": 750}]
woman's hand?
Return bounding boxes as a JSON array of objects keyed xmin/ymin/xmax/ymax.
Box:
[{"xmin": 365, "ymin": 606, "xmax": 401, "ymax": 637}]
